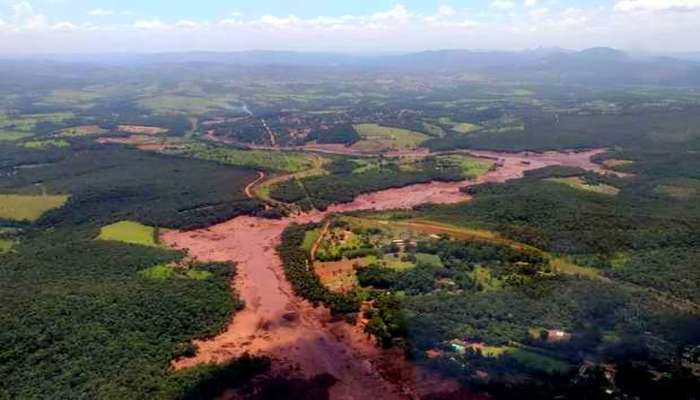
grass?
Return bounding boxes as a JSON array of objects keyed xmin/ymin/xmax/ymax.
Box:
[
  {"xmin": 602, "ymin": 159, "xmax": 634, "ymax": 169},
  {"xmin": 139, "ymin": 95, "xmax": 236, "ymax": 114},
  {"xmin": 0, "ymin": 238, "xmax": 15, "ymax": 253},
  {"xmin": 140, "ymin": 264, "xmax": 176, "ymax": 280},
  {"xmin": 179, "ymin": 143, "xmax": 317, "ymax": 173},
  {"xmin": 140, "ymin": 264, "xmax": 214, "ymax": 281},
  {"xmin": 547, "ymin": 177, "xmax": 620, "ymax": 195},
  {"xmin": 23, "ymin": 140, "xmax": 70, "ymax": 149},
  {"xmin": 57, "ymin": 125, "xmax": 108, "ymax": 137},
  {"xmin": 435, "ymin": 154, "xmax": 494, "ymax": 178},
  {"xmin": 0, "ymin": 112, "xmax": 74, "ymax": 132},
  {"xmin": 415, "ymin": 253, "xmax": 443, "ymax": 268},
  {"xmin": 98, "ymin": 221, "xmax": 160, "ymax": 247},
  {"xmin": 0, "ymin": 131, "xmax": 33, "ymax": 141},
  {"xmin": 437, "ymin": 117, "xmax": 482, "ymax": 134},
  {"xmin": 509, "ymin": 347, "xmax": 571, "ymax": 374},
  {"xmin": 353, "ymin": 123, "xmax": 429, "ymax": 151},
  {"xmin": 301, "ymin": 228, "xmax": 321, "ymax": 252},
  {"xmin": 383, "ymin": 254, "xmax": 415, "ymax": 270},
  {"xmin": 0, "ymin": 194, "xmax": 69, "ymax": 222},
  {"xmin": 473, "ymin": 344, "xmax": 571, "ymax": 374}
]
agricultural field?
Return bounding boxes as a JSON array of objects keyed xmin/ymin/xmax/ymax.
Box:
[
  {"xmin": 138, "ymin": 95, "xmax": 238, "ymax": 115},
  {"xmin": 174, "ymin": 142, "xmax": 318, "ymax": 173},
  {"xmin": 57, "ymin": 125, "xmax": 108, "ymax": 137},
  {"xmin": 0, "ymin": 194, "xmax": 69, "ymax": 222},
  {"xmin": 23, "ymin": 139, "xmax": 71, "ymax": 149},
  {"xmin": 98, "ymin": 221, "xmax": 161, "ymax": 247},
  {"xmin": 546, "ymin": 176, "xmax": 620, "ymax": 195},
  {"xmin": 352, "ymin": 123, "xmax": 429, "ymax": 151},
  {"xmin": 436, "ymin": 117, "xmax": 482, "ymax": 134},
  {"xmin": 0, "ymin": 131, "xmax": 32, "ymax": 141}
]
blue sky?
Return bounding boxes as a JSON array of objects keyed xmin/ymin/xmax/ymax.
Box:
[{"xmin": 0, "ymin": 1, "xmax": 699, "ymax": 53}]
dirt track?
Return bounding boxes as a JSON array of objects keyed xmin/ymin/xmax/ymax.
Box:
[{"xmin": 161, "ymin": 148, "xmax": 610, "ymax": 399}]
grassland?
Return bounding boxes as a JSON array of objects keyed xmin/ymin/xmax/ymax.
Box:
[
  {"xmin": 437, "ymin": 117, "xmax": 481, "ymax": 134},
  {"xmin": 23, "ymin": 139, "xmax": 70, "ymax": 149},
  {"xmin": 547, "ymin": 177, "xmax": 620, "ymax": 195},
  {"xmin": 177, "ymin": 143, "xmax": 318, "ymax": 173},
  {"xmin": 98, "ymin": 221, "xmax": 160, "ymax": 247},
  {"xmin": 0, "ymin": 131, "xmax": 32, "ymax": 141},
  {"xmin": 0, "ymin": 238, "xmax": 15, "ymax": 253},
  {"xmin": 140, "ymin": 263, "xmax": 214, "ymax": 281},
  {"xmin": 138, "ymin": 95, "xmax": 236, "ymax": 114},
  {"xmin": 435, "ymin": 154, "xmax": 494, "ymax": 177},
  {"xmin": 0, "ymin": 112, "xmax": 74, "ymax": 132},
  {"xmin": 353, "ymin": 123, "xmax": 429, "ymax": 151},
  {"xmin": 0, "ymin": 194, "xmax": 69, "ymax": 222},
  {"xmin": 57, "ymin": 125, "xmax": 108, "ymax": 137}
]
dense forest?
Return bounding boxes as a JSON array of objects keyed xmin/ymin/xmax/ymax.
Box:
[{"xmin": 0, "ymin": 140, "xmax": 269, "ymax": 399}]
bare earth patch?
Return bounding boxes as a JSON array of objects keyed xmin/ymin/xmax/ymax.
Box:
[{"xmin": 117, "ymin": 125, "xmax": 168, "ymax": 135}]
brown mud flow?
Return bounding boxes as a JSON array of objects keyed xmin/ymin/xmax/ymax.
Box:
[{"xmin": 161, "ymin": 149, "xmax": 609, "ymax": 400}]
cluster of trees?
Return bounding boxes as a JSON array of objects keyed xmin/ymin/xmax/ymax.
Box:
[
  {"xmin": 308, "ymin": 124, "xmax": 360, "ymax": 145},
  {"xmin": 0, "ymin": 143, "xmax": 262, "ymax": 229},
  {"xmin": 0, "ymin": 223, "xmax": 262, "ymax": 398},
  {"xmin": 0, "ymin": 140, "xmax": 271, "ymax": 398}
]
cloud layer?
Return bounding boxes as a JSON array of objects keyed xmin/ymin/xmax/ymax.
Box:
[{"xmin": 0, "ymin": 1, "xmax": 698, "ymax": 53}]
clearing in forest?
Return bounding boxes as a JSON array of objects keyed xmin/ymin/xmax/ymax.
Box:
[
  {"xmin": 57, "ymin": 125, "xmax": 108, "ymax": 137},
  {"xmin": 117, "ymin": 125, "xmax": 169, "ymax": 135},
  {"xmin": 352, "ymin": 123, "xmax": 429, "ymax": 151},
  {"xmin": 0, "ymin": 194, "xmax": 69, "ymax": 222},
  {"xmin": 98, "ymin": 221, "xmax": 161, "ymax": 247},
  {"xmin": 546, "ymin": 177, "xmax": 620, "ymax": 195}
]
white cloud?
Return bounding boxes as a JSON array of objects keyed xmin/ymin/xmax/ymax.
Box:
[
  {"xmin": 615, "ymin": 0, "xmax": 700, "ymax": 12},
  {"xmin": 492, "ymin": 1, "xmax": 516, "ymax": 10},
  {"xmin": 174, "ymin": 20, "xmax": 201, "ymax": 30},
  {"xmin": 89, "ymin": 8, "xmax": 114, "ymax": 17},
  {"xmin": 436, "ymin": 5, "xmax": 457, "ymax": 18},
  {"xmin": 525, "ymin": 0, "xmax": 538, "ymax": 7},
  {"xmin": 133, "ymin": 19, "xmax": 169, "ymax": 30}
]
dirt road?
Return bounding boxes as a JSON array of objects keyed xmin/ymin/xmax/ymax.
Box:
[{"xmin": 161, "ymin": 148, "xmax": 610, "ymax": 399}]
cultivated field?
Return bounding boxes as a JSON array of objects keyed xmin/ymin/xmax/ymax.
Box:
[
  {"xmin": 98, "ymin": 221, "xmax": 160, "ymax": 247},
  {"xmin": 352, "ymin": 123, "xmax": 428, "ymax": 151},
  {"xmin": 0, "ymin": 194, "xmax": 69, "ymax": 222}
]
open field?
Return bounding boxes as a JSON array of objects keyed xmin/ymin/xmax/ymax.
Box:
[
  {"xmin": 177, "ymin": 143, "xmax": 318, "ymax": 173},
  {"xmin": 23, "ymin": 139, "xmax": 70, "ymax": 149},
  {"xmin": 98, "ymin": 221, "xmax": 160, "ymax": 247},
  {"xmin": 0, "ymin": 194, "xmax": 69, "ymax": 222},
  {"xmin": 117, "ymin": 125, "xmax": 169, "ymax": 135},
  {"xmin": 0, "ymin": 112, "xmax": 74, "ymax": 132},
  {"xmin": 138, "ymin": 95, "xmax": 236, "ymax": 114},
  {"xmin": 57, "ymin": 125, "xmax": 108, "ymax": 137},
  {"xmin": 0, "ymin": 238, "xmax": 15, "ymax": 253},
  {"xmin": 353, "ymin": 123, "xmax": 429, "ymax": 151},
  {"xmin": 0, "ymin": 131, "xmax": 32, "ymax": 141},
  {"xmin": 547, "ymin": 176, "xmax": 620, "ymax": 195},
  {"xmin": 437, "ymin": 117, "xmax": 481, "ymax": 134}
]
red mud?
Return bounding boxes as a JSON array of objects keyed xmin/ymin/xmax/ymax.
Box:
[{"xmin": 161, "ymin": 148, "xmax": 611, "ymax": 400}]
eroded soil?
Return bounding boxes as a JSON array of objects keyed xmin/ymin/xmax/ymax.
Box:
[{"xmin": 161, "ymin": 149, "xmax": 610, "ymax": 400}]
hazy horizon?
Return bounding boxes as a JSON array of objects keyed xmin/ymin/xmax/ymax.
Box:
[{"xmin": 1, "ymin": 1, "xmax": 700, "ymax": 54}]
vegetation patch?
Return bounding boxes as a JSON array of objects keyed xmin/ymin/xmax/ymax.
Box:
[
  {"xmin": 353, "ymin": 123, "xmax": 429, "ymax": 151},
  {"xmin": 0, "ymin": 131, "xmax": 33, "ymax": 141},
  {"xmin": 98, "ymin": 221, "xmax": 160, "ymax": 247},
  {"xmin": 175, "ymin": 143, "xmax": 317, "ymax": 173},
  {"xmin": 57, "ymin": 125, "xmax": 108, "ymax": 137},
  {"xmin": 546, "ymin": 177, "xmax": 620, "ymax": 195},
  {"xmin": 23, "ymin": 139, "xmax": 70, "ymax": 149},
  {"xmin": 0, "ymin": 194, "xmax": 69, "ymax": 222}
]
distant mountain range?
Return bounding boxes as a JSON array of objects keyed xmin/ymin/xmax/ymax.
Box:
[{"xmin": 2, "ymin": 47, "xmax": 700, "ymax": 86}]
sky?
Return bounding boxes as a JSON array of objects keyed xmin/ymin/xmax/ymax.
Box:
[{"xmin": 0, "ymin": 0, "xmax": 699, "ymax": 54}]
